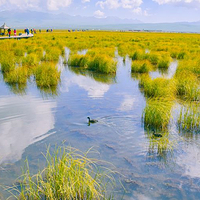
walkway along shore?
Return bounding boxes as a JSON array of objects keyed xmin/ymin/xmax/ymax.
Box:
[{"xmin": 0, "ymin": 34, "xmax": 34, "ymax": 40}]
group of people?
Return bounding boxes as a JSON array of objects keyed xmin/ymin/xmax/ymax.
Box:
[
  {"xmin": 7, "ymin": 28, "xmax": 17, "ymax": 37},
  {"xmin": 24, "ymin": 28, "xmax": 36, "ymax": 35},
  {"xmin": 6, "ymin": 28, "xmax": 52, "ymax": 37}
]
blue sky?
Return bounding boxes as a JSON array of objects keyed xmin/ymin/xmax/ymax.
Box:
[{"xmin": 0, "ymin": 0, "xmax": 200, "ymax": 23}]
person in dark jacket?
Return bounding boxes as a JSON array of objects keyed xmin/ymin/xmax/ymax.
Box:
[{"xmin": 8, "ymin": 28, "xmax": 11, "ymax": 37}]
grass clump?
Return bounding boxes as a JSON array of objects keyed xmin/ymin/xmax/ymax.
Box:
[
  {"xmin": 87, "ymin": 54, "xmax": 117, "ymax": 74},
  {"xmin": 68, "ymin": 54, "xmax": 89, "ymax": 68},
  {"xmin": 143, "ymin": 98, "xmax": 173, "ymax": 131},
  {"xmin": 22, "ymin": 54, "xmax": 39, "ymax": 67},
  {"xmin": 158, "ymin": 59, "xmax": 170, "ymax": 69},
  {"xmin": 1, "ymin": 54, "xmax": 16, "ymax": 73},
  {"xmin": 131, "ymin": 60, "xmax": 152, "ymax": 73},
  {"xmin": 139, "ymin": 76, "xmax": 176, "ymax": 98},
  {"xmin": 10, "ymin": 146, "xmax": 115, "ymax": 200},
  {"xmin": 178, "ymin": 102, "xmax": 200, "ymax": 132},
  {"xmin": 131, "ymin": 50, "xmax": 147, "ymax": 61},
  {"xmin": 3, "ymin": 67, "xmax": 28, "ymax": 85},
  {"xmin": 34, "ymin": 63, "xmax": 61, "ymax": 88},
  {"xmin": 42, "ymin": 47, "xmax": 61, "ymax": 62},
  {"xmin": 148, "ymin": 53, "xmax": 160, "ymax": 65},
  {"xmin": 68, "ymin": 53, "xmax": 117, "ymax": 74},
  {"xmin": 175, "ymin": 70, "xmax": 200, "ymax": 101}
]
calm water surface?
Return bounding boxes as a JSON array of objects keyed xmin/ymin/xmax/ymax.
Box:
[{"xmin": 0, "ymin": 52, "xmax": 200, "ymax": 199}]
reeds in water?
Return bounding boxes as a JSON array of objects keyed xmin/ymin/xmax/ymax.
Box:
[
  {"xmin": 143, "ymin": 98, "xmax": 173, "ymax": 131},
  {"xmin": 175, "ymin": 70, "xmax": 200, "ymax": 101},
  {"xmin": 9, "ymin": 146, "xmax": 115, "ymax": 200},
  {"xmin": 3, "ymin": 66, "xmax": 28, "ymax": 85},
  {"xmin": 139, "ymin": 75, "xmax": 176, "ymax": 99},
  {"xmin": 131, "ymin": 60, "xmax": 152, "ymax": 73},
  {"xmin": 68, "ymin": 53, "xmax": 117, "ymax": 74},
  {"xmin": 178, "ymin": 102, "xmax": 200, "ymax": 132},
  {"xmin": 34, "ymin": 63, "xmax": 61, "ymax": 88}
]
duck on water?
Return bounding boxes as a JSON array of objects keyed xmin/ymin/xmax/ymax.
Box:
[{"xmin": 87, "ymin": 117, "xmax": 98, "ymax": 123}]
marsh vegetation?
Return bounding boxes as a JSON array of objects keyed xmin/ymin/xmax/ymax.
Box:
[{"xmin": 0, "ymin": 30, "xmax": 200, "ymax": 199}]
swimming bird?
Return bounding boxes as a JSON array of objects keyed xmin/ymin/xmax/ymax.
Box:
[
  {"xmin": 87, "ymin": 117, "xmax": 98, "ymax": 123},
  {"xmin": 152, "ymin": 131, "xmax": 162, "ymax": 137}
]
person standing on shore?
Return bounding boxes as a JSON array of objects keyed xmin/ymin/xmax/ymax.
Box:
[
  {"xmin": 8, "ymin": 28, "xmax": 11, "ymax": 37},
  {"xmin": 14, "ymin": 29, "xmax": 16, "ymax": 36}
]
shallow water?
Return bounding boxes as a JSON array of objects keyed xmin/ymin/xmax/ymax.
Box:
[{"xmin": 0, "ymin": 53, "xmax": 200, "ymax": 199}]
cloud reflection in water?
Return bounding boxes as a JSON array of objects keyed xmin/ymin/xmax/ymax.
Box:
[{"xmin": 0, "ymin": 95, "xmax": 56, "ymax": 164}]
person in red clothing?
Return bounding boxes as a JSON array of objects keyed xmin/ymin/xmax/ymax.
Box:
[
  {"xmin": 14, "ymin": 29, "xmax": 16, "ymax": 36},
  {"xmin": 8, "ymin": 28, "xmax": 11, "ymax": 37}
]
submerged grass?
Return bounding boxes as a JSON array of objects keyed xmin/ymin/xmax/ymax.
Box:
[
  {"xmin": 9, "ymin": 146, "xmax": 115, "ymax": 200},
  {"xmin": 147, "ymin": 132, "xmax": 175, "ymax": 156}
]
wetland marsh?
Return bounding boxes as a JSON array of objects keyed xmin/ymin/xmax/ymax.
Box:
[{"xmin": 0, "ymin": 31, "xmax": 200, "ymax": 199}]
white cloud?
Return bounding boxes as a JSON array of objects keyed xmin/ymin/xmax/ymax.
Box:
[
  {"xmin": 153, "ymin": 0, "xmax": 200, "ymax": 7},
  {"xmin": 47, "ymin": 0, "xmax": 72, "ymax": 10},
  {"xmin": 0, "ymin": 0, "xmax": 72, "ymax": 10},
  {"xmin": 96, "ymin": 0, "xmax": 143, "ymax": 9},
  {"xmin": 82, "ymin": 0, "xmax": 90, "ymax": 2},
  {"xmin": 133, "ymin": 7, "xmax": 142, "ymax": 14},
  {"xmin": 132, "ymin": 7, "xmax": 150, "ymax": 16},
  {"xmin": 0, "ymin": 0, "xmax": 40, "ymax": 9},
  {"xmin": 94, "ymin": 9, "xmax": 106, "ymax": 18}
]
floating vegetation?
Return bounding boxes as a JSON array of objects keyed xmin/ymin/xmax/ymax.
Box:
[{"xmin": 8, "ymin": 146, "xmax": 115, "ymax": 200}]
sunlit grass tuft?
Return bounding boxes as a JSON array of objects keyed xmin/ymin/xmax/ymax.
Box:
[
  {"xmin": 143, "ymin": 97, "xmax": 173, "ymax": 131},
  {"xmin": 131, "ymin": 60, "xmax": 152, "ymax": 73},
  {"xmin": 9, "ymin": 146, "xmax": 115, "ymax": 200},
  {"xmin": 34, "ymin": 63, "xmax": 61, "ymax": 88},
  {"xmin": 139, "ymin": 75, "xmax": 176, "ymax": 99},
  {"xmin": 178, "ymin": 102, "xmax": 200, "ymax": 132}
]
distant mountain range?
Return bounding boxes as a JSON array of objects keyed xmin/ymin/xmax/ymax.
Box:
[{"xmin": 0, "ymin": 10, "xmax": 200, "ymax": 32}]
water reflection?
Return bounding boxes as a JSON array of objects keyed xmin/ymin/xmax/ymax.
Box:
[
  {"xmin": 37, "ymin": 85, "xmax": 60, "ymax": 98},
  {"xmin": 62, "ymin": 66, "xmax": 117, "ymax": 99},
  {"xmin": 68, "ymin": 66, "xmax": 116, "ymax": 84},
  {"xmin": 0, "ymin": 95, "xmax": 56, "ymax": 164},
  {"xmin": 119, "ymin": 95, "xmax": 137, "ymax": 112},
  {"xmin": 150, "ymin": 60, "xmax": 178, "ymax": 79},
  {"xmin": 177, "ymin": 144, "xmax": 200, "ymax": 178},
  {"xmin": 62, "ymin": 72, "xmax": 110, "ymax": 99}
]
